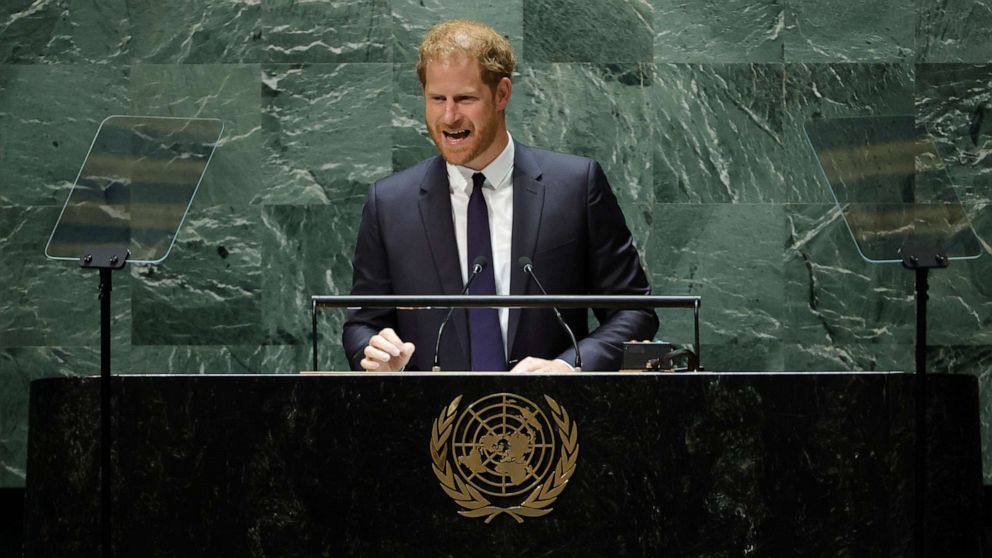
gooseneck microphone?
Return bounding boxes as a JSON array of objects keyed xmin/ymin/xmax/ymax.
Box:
[
  {"xmin": 432, "ymin": 256, "xmax": 488, "ymax": 371},
  {"xmin": 518, "ymin": 257, "xmax": 582, "ymax": 371}
]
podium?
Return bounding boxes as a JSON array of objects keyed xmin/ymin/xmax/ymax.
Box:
[{"xmin": 24, "ymin": 372, "xmax": 982, "ymax": 556}]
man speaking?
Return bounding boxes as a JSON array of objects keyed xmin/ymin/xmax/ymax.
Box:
[{"xmin": 343, "ymin": 19, "xmax": 657, "ymax": 372}]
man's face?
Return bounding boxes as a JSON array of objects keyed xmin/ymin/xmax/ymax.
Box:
[{"xmin": 423, "ymin": 54, "xmax": 511, "ymax": 170}]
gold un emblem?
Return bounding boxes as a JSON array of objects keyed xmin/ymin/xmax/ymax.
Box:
[{"xmin": 430, "ymin": 393, "xmax": 579, "ymax": 523}]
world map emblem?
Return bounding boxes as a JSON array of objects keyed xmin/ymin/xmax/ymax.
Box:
[{"xmin": 429, "ymin": 393, "xmax": 579, "ymax": 523}]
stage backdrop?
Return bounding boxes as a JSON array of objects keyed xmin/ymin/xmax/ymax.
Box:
[{"xmin": 0, "ymin": 0, "xmax": 990, "ymax": 489}]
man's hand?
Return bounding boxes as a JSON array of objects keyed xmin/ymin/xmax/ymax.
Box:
[
  {"xmin": 361, "ymin": 328, "xmax": 415, "ymax": 371},
  {"xmin": 509, "ymin": 357, "xmax": 574, "ymax": 373}
]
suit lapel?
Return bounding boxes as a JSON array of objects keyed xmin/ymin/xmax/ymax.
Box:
[
  {"xmin": 418, "ymin": 157, "xmax": 470, "ymax": 367},
  {"xmin": 508, "ymin": 143, "xmax": 545, "ymax": 359}
]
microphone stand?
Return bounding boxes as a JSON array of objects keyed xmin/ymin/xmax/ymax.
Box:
[
  {"xmin": 520, "ymin": 257, "xmax": 582, "ymax": 371},
  {"xmin": 432, "ymin": 257, "xmax": 487, "ymax": 371}
]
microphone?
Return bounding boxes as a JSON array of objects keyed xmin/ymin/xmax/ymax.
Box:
[
  {"xmin": 518, "ymin": 257, "xmax": 582, "ymax": 371},
  {"xmin": 432, "ymin": 256, "xmax": 487, "ymax": 371}
]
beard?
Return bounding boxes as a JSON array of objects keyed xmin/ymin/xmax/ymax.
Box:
[{"xmin": 428, "ymin": 117, "xmax": 501, "ymax": 169}]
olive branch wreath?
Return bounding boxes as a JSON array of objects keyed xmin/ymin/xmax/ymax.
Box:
[{"xmin": 429, "ymin": 394, "xmax": 579, "ymax": 524}]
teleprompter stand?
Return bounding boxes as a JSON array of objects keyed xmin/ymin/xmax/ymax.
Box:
[
  {"xmin": 902, "ymin": 243, "xmax": 949, "ymax": 558},
  {"xmin": 805, "ymin": 115, "xmax": 983, "ymax": 557},
  {"xmin": 45, "ymin": 116, "xmax": 224, "ymax": 558},
  {"xmin": 79, "ymin": 247, "xmax": 128, "ymax": 558}
]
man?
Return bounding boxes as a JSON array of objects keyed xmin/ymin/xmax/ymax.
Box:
[{"xmin": 342, "ymin": 19, "xmax": 657, "ymax": 372}]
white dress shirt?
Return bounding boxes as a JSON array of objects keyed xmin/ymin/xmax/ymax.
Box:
[{"xmin": 447, "ymin": 133, "xmax": 514, "ymax": 358}]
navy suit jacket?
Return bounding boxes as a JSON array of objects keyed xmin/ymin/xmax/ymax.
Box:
[{"xmin": 342, "ymin": 142, "xmax": 658, "ymax": 371}]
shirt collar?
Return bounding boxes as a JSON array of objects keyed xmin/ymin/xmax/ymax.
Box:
[{"xmin": 447, "ymin": 132, "xmax": 515, "ymax": 194}]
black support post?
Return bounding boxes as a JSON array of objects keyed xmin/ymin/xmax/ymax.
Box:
[{"xmin": 81, "ymin": 248, "xmax": 127, "ymax": 558}]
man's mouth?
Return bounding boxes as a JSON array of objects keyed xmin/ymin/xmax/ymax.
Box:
[{"xmin": 442, "ymin": 129, "xmax": 471, "ymax": 140}]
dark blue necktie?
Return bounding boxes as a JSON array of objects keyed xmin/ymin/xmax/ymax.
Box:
[{"xmin": 467, "ymin": 172, "xmax": 506, "ymax": 371}]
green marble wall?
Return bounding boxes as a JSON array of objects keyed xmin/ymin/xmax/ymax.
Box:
[{"xmin": 0, "ymin": 0, "xmax": 990, "ymax": 488}]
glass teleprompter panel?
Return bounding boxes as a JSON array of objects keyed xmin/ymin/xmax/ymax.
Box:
[
  {"xmin": 804, "ymin": 115, "xmax": 981, "ymax": 264},
  {"xmin": 46, "ymin": 115, "xmax": 224, "ymax": 264}
]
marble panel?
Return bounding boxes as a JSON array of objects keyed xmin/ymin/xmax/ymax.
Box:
[
  {"xmin": 35, "ymin": 0, "xmax": 130, "ymax": 63},
  {"xmin": 515, "ymin": 63, "xmax": 654, "ymax": 205},
  {"xmin": 647, "ymin": 203, "xmax": 785, "ymax": 371},
  {"xmin": 0, "ymin": 64, "xmax": 129, "ymax": 206},
  {"xmin": 523, "ymin": 0, "xmax": 653, "ymax": 63},
  {"xmin": 261, "ymin": 0, "xmax": 392, "ymax": 63},
  {"xmin": 390, "ymin": 0, "xmax": 523, "ymax": 63},
  {"xmin": 0, "ymin": 206, "xmax": 131, "ymax": 349},
  {"xmin": 652, "ymin": 0, "xmax": 784, "ymax": 63},
  {"xmin": 0, "ymin": 347, "xmax": 98, "ymax": 487},
  {"xmin": 652, "ymin": 63, "xmax": 786, "ymax": 203},
  {"xmin": 259, "ymin": 203, "xmax": 363, "ymax": 372},
  {"xmin": 260, "ymin": 63, "xmax": 392, "ymax": 205},
  {"xmin": 916, "ymin": 0, "xmax": 992, "ymax": 63},
  {"xmin": 691, "ymin": 336, "xmax": 786, "ymax": 373},
  {"xmin": 927, "ymin": 204, "xmax": 992, "ymax": 346},
  {"xmin": 391, "ymin": 61, "xmax": 437, "ymax": 173},
  {"xmin": 0, "ymin": 0, "xmax": 59, "ymax": 63},
  {"xmin": 784, "ymin": 204, "xmax": 916, "ymax": 349},
  {"xmin": 784, "ymin": 0, "xmax": 915, "ymax": 62},
  {"xmin": 128, "ymin": 64, "xmax": 263, "ymax": 208},
  {"xmin": 620, "ymin": 198, "xmax": 653, "ymax": 275},
  {"xmin": 125, "ymin": 0, "xmax": 263, "ymax": 63},
  {"xmin": 126, "ymin": 344, "xmax": 305, "ymax": 374},
  {"xmin": 782, "ymin": 341, "xmax": 912, "ymax": 373},
  {"xmin": 915, "ymin": 63, "xmax": 992, "ymax": 208},
  {"xmin": 130, "ymin": 204, "xmax": 262, "ymax": 345},
  {"xmin": 782, "ymin": 63, "xmax": 915, "ymax": 202}
]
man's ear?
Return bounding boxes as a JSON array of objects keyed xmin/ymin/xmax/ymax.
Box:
[{"xmin": 495, "ymin": 77, "xmax": 512, "ymax": 110}]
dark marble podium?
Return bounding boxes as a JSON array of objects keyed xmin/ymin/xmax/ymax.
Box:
[{"xmin": 24, "ymin": 372, "xmax": 983, "ymax": 557}]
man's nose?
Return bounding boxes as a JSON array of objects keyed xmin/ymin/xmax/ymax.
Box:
[{"xmin": 442, "ymin": 101, "xmax": 460, "ymax": 125}]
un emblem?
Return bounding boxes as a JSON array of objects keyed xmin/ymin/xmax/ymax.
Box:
[{"xmin": 430, "ymin": 393, "xmax": 579, "ymax": 523}]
